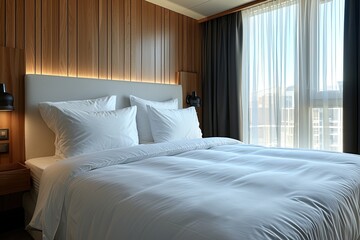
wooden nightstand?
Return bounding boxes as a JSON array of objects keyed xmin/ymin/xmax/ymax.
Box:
[
  {"xmin": 0, "ymin": 163, "xmax": 30, "ymax": 196},
  {"xmin": 0, "ymin": 163, "xmax": 31, "ymax": 233}
]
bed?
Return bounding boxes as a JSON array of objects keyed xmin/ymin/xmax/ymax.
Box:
[{"xmin": 24, "ymin": 75, "xmax": 360, "ymax": 240}]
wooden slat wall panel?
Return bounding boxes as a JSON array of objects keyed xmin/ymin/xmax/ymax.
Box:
[
  {"xmin": 15, "ymin": 0, "xmax": 24, "ymax": 49},
  {"xmin": 0, "ymin": 0, "xmax": 202, "ymax": 165},
  {"xmin": 67, "ymin": 0, "xmax": 77, "ymax": 77},
  {"xmin": 59, "ymin": 0, "xmax": 67, "ymax": 76},
  {"xmin": 77, "ymin": 0, "xmax": 99, "ymax": 78},
  {"xmin": 42, "ymin": 0, "xmax": 59, "ymax": 75},
  {"xmin": 35, "ymin": 0, "xmax": 42, "ymax": 73},
  {"xmin": 124, "ymin": 0, "xmax": 131, "ymax": 80},
  {"xmin": 0, "ymin": 47, "xmax": 25, "ymax": 164},
  {"xmin": 1, "ymin": 0, "xmax": 200, "ymax": 82},
  {"xmin": 25, "ymin": 0, "xmax": 35, "ymax": 73},
  {"xmin": 111, "ymin": 0, "xmax": 125, "ymax": 80},
  {"xmin": 131, "ymin": 0, "xmax": 142, "ymax": 82},
  {"xmin": 6, "ymin": 0, "xmax": 15, "ymax": 48},
  {"xmin": 142, "ymin": 1, "xmax": 155, "ymax": 83},
  {"xmin": 0, "ymin": 1, "xmax": 5, "ymax": 46},
  {"xmin": 98, "ymin": 0, "xmax": 107, "ymax": 79}
]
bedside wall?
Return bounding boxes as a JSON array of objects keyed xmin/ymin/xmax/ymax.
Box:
[
  {"xmin": 0, "ymin": 0, "xmax": 202, "ymax": 84},
  {"xmin": 0, "ymin": 47, "xmax": 25, "ymax": 165}
]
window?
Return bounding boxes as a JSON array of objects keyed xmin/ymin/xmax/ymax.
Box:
[{"xmin": 242, "ymin": 0, "xmax": 345, "ymax": 151}]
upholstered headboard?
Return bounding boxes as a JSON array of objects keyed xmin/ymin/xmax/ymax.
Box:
[{"xmin": 24, "ymin": 74, "xmax": 182, "ymax": 160}]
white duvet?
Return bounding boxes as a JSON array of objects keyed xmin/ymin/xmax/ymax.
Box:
[{"xmin": 29, "ymin": 138, "xmax": 360, "ymax": 240}]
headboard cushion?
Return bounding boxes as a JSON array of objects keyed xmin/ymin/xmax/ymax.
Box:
[{"xmin": 25, "ymin": 74, "xmax": 182, "ymax": 159}]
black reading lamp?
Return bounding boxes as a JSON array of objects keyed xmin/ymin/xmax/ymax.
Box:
[
  {"xmin": 186, "ymin": 91, "xmax": 201, "ymax": 108},
  {"xmin": 0, "ymin": 83, "xmax": 14, "ymax": 111}
]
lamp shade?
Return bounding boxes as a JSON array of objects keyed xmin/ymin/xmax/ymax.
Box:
[
  {"xmin": 186, "ymin": 91, "xmax": 201, "ymax": 108},
  {"xmin": 0, "ymin": 83, "xmax": 14, "ymax": 111}
]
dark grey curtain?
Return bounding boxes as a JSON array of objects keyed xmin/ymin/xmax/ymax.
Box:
[
  {"xmin": 343, "ymin": 0, "xmax": 360, "ymax": 153},
  {"xmin": 202, "ymin": 12, "xmax": 242, "ymax": 140}
]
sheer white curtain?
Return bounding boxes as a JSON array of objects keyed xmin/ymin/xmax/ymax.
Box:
[{"xmin": 241, "ymin": 0, "xmax": 345, "ymax": 151}]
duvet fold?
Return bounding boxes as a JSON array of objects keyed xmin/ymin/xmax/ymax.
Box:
[{"xmin": 28, "ymin": 137, "xmax": 360, "ymax": 240}]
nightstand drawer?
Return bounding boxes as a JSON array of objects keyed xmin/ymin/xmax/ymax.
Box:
[{"xmin": 0, "ymin": 164, "xmax": 31, "ymax": 196}]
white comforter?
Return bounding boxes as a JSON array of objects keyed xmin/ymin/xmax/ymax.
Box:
[{"xmin": 29, "ymin": 138, "xmax": 360, "ymax": 240}]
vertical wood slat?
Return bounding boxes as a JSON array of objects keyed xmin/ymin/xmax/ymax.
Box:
[
  {"xmin": 0, "ymin": 1, "xmax": 5, "ymax": 46},
  {"xmin": 163, "ymin": 9, "xmax": 170, "ymax": 84},
  {"xmin": 42, "ymin": 0, "xmax": 59, "ymax": 75},
  {"xmin": 124, "ymin": 0, "xmax": 131, "ymax": 80},
  {"xmin": 59, "ymin": 0, "xmax": 68, "ymax": 76},
  {"xmin": 155, "ymin": 6, "xmax": 162, "ymax": 84},
  {"xmin": 15, "ymin": 0, "xmax": 24, "ymax": 49},
  {"xmin": 35, "ymin": 0, "xmax": 42, "ymax": 73},
  {"xmin": 98, "ymin": 0, "xmax": 107, "ymax": 79},
  {"xmin": 25, "ymin": 0, "xmax": 35, "ymax": 73},
  {"xmin": 6, "ymin": 0, "xmax": 15, "ymax": 48},
  {"xmin": 131, "ymin": 0, "xmax": 142, "ymax": 81},
  {"xmin": 169, "ymin": 11, "xmax": 178, "ymax": 84},
  {"xmin": 111, "ymin": 0, "xmax": 125, "ymax": 80},
  {"xmin": 77, "ymin": 0, "xmax": 98, "ymax": 78},
  {"xmin": 67, "ymin": 0, "xmax": 77, "ymax": 77},
  {"xmin": 141, "ymin": 1, "xmax": 155, "ymax": 83},
  {"xmin": 107, "ymin": 0, "xmax": 112, "ymax": 79}
]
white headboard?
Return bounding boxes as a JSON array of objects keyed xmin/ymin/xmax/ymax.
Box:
[{"xmin": 25, "ymin": 74, "xmax": 182, "ymax": 160}]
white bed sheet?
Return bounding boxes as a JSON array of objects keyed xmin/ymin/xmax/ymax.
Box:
[
  {"xmin": 25, "ymin": 156, "xmax": 60, "ymax": 194},
  {"xmin": 28, "ymin": 138, "xmax": 360, "ymax": 240}
]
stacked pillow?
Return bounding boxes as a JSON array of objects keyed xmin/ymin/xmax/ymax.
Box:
[
  {"xmin": 39, "ymin": 95, "xmax": 203, "ymax": 159},
  {"xmin": 130, "ymin": 95, "xmax": 202, "ymax": 143},
  {"xmin": 39, "ymin": 96, "xmax": 138, "ymax": 158},
  {"xmin": 147, "ymin": 106, "xmax": 202, "ymax": 143},
  {"xmin": 129, "ymin": 95, "xmax": 178, "ymax": 143}
]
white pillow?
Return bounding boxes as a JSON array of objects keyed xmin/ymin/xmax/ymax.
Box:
[
  {"xmin": 129, "ymin": 95, "xmax": 178, "ymax": 143},
  {"xmin": 39, "ymin": 96, "xmax": 117, "ymax": 156},
  {"xmin": 147, "ymin": 106, "xmax": 202, "ymax": 143},
  {"xmin": 49, "ymin": 106, "xmax": 138, "ymax": 158}
]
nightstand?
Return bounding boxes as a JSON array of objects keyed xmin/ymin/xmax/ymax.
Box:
[
  {"xmin": 0, "ymin": 163, "xmax": 31, "ymax": 233},
  {"xmin": 0, "ymin": 163, "xmax": 30, "ymax": 196}
]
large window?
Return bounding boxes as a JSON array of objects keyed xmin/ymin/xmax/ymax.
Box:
[{"xmin": 241, "ymin": 0, "xmax": 345, "ymax": 151}]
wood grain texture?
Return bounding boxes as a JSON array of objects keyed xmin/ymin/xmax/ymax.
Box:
[
  {"xmin": 15, "ymin": 0, "xmax": 24, "ymax": 49},
  {"xmin": 35, "ymin": 0, "xmax": 42, "ymax": 73},
  {"xmin": 67, "ymin": 0, "xmax": 77, "ymax": 77},
  {"xmin": 1, "ymin": 0, "xmax": 201, "ymax": 83},
  {"xmin": 6, "ymin": 0, "xmax": 15, "ymax": 48},
  {"xmin": 0, "ymin": 0, "xmax": 202, "ymax": 166},
  {"xmin": 0, "ymin": 47, "xmax": 25, "ymax": 165},
  {"xmin": 98, "ymin": 0, "xmax": 107, "ymax": 79},
  {"xmin": 112, "ymin": 0, "xmax": 125, "ymax": 80},
  {"xmin": 25, "ymin": 0, "xmax": 35, "ymax": 73},
  {"xmin": 77, "ymin": 0, "xmax": 99, "ymax": 78},
  {"xmin": 142, "ymin": 1, "xmax": 155, "ymax": 83},
  {"xmin": 0, "ymin": 1, "xmax": 5, "ymax": 46},
  {"xmin": 58, "ymin": 0, "xmax": 67, "ymax": 76}
]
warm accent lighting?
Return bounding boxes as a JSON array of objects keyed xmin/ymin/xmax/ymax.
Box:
[
  {"xmin": 186, "ymin": 91, "xmax": 201, "ymax": 108},
  {"xmin": 0, "ymin": 83, "xmax": 14, "ymax": 111}
]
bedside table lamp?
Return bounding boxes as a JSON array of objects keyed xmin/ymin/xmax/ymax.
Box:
[
  {"xmin": 186, "ymin": 91, "xmax": 201, "ymax": 108},
  {"xmin": 0, "ymin": 83, "xmax": 14, "ymax": 111}
]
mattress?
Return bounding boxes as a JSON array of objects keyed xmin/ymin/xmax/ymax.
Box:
[
  {"xmin": 25, "ymin": 156, "xmax": 60, "ymax": 194},
  {"xmin": 28, "ymin": 138, "xmax": 360, "ymax": 240}
]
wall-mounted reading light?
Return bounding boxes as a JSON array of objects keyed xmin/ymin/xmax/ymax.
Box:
[
  {"xmin": 186, "ymin": 91, "xmax": 201, "ymax": 108},
  {"xmin": 0, "ymin": 83, "xmax": 14, "ymax": 111}
]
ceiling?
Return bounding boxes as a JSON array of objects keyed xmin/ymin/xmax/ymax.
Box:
[{"xmin": 145, "ymin": 0, "xmax": 255, "ymax": 20}]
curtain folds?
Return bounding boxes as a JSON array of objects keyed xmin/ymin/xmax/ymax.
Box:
[
  {"xmin": 241, "ymin": 0, "xmax": 344, "ymax": 151},
  {"xmin": 343, "ymin": 0, "xmax": 360, "ymax": 154},
  {"xmin": 202, "ymin": 12, "xmax": 243, "ymax": 140}
]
